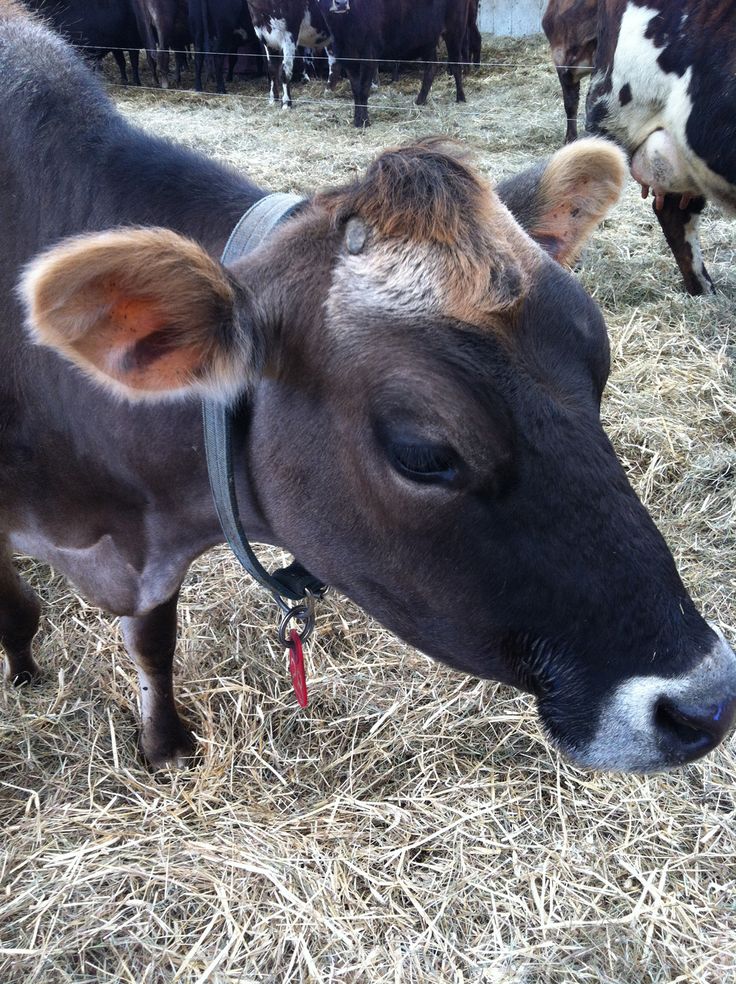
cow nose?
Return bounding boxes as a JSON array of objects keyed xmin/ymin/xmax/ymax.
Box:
[{"xmin": 654, "ymin": 695, "xmax": 736, "ymax": 763}]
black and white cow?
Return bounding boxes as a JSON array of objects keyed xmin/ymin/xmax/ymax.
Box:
[
  {"xmin": 586, "ymin": 0, "xmax": 736, "ymax": 294},
  {"xmin": 246, "ymin": 0, "xmax": 330, "ymax": 107}
]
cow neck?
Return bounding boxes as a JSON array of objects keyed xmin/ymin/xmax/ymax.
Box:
[{"xmin": 202, "ymin": 194, "xmax": 327, "ymax": 617}]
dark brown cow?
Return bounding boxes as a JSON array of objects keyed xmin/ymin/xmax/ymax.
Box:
[
  {"xmin": 25, "ymin": 0, "xmax": 144, "ymax": 85},
  {"xmin": 3, "ymin": 0, "xmax": 736, "ymax": 773},
  {"xmin": 542, "ymin": 0, "xmax": 598, "ymax": 144},
  {"xmin": 133, "ymin": 0, "xmax": 190, "ymax": 89},
  {"xmin": 320, "ymin": 0, "xmax": 471, "ymax": 127},
  {"xmin": 186, "ymin": 0, "xmax": 251, "ymax": 92},
  {"xmin": 586, "ymin": 1, "xmax": 736, "ymax": 294},
  {"xmin": 246, "ymin": 0, "xmax": 330, "ymax": 108}
]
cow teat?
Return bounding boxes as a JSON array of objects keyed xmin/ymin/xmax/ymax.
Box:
[{"xmin": 345, "ymin": 216, "xmax": 368, "ymax": 254}]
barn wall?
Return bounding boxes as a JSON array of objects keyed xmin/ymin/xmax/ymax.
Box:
[{"xmin": 479, "ymin": 0, "xmax": 546, "ymax": 36}]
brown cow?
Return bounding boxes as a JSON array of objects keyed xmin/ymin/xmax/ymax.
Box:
[
  {"xmin": 133, "ymin": 0, "xmax": 191, "ymax": 89},
  {"xmin": 542, "ymin": 0, "xmax": 598, "ymax": 143},
  {"xmin": 4, "ymin": 0, "xmax": 736, "ymax": 773}
]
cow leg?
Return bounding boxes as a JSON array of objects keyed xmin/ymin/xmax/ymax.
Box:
[
  {"xmin": 175, "ymin": 51, "xmax": 186, "ymax": 85},
  {"xmin": 112, "ymin": 50, "xmax": 129, "ymax": 85},
  {"xmin": 145, "ymin": 48, "xmax": 159, "ymax": 85},
  {"xmin": 227, "ymin": 53, "xmax": 235, "ymax": 83},
  {"xmin": 327, "ymin": 49, "xmax": 340, "ymax": 90},
  {"xmin": 194, "ymin": 50, "xmax": 205, "ymax": 91},
  {"xmin": 279, "ymin": 32, "xmax": 297, "ymax": 108},
  {"xmin": 157, "ymin": 48, "xmax": 171, "ymax": 89},
  {"xmin": 215, "ymin": 53, "xmax": 227, "ymax": 94},
  {"xmin": 350, "ymin": 62, "xmax": 375, "ymax": 127},
  {"xmin": 120, "ymin": 590, "xmax": 195, "ymax": 768},
  {"xmin": 445, "ymin": 38, "xmax": 466, "ymax": 104},
  {"xmin": 558, "ymin": 69, "xmax": 580, "ymax": 144},
  {"xmin": 0, "ymin": 550, "xmax": 41, "ymax": 687},
  {"xmin": 266, "ymin": 50, "xmax": 283, "ymax": 105},
  {"xmin": 129, "ymin": 49, "xmax": 141, "ymax": 87},
  {"xmin": 416, "ymin": 49, "xmax": 439, "ymax": 106},
  {"xmin": 653, "ymin": 194, "xmax": 713, "ymax": 295}
]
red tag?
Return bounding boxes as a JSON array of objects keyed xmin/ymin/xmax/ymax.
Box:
[{"xmin": 287, "ymin": 629, "xmax": 308, "ymax": 708}]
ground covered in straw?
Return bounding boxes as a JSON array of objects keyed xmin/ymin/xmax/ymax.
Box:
[{"xmin": 1, "ymin": 37, "xmax": 735, "ymax": 984}]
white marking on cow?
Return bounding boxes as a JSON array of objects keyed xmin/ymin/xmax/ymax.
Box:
[
  {"xmin": 280, "ymin": 31, "xmax": 297, "ymax": 107},
  {"xmin": 297, "ymin": 10, "xmax": 329, "ymax": 49},
  {"xmin": 574, "ymin": 634, "xmax": 736, "ymax": 772},
  {"xmin": 133, "ymin": 663, "xmax": 159, "ymax": 725},
  {"xmin": 683, "ymin": 209, "xmax": 711, "ymax": 294},
  {"xmin": 255, "ymin": 17, "xmax": 302, "ymax": 108},
  {"xmin": 9, "ymin": 517, "xmax": 214, "ymax": 618}
]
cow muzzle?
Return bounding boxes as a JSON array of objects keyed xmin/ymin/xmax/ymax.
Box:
[
  {"xmin": 330, "ymin": 0, "xmax": 350, "ymax": 13},
  {"xmin": 566, "ymin": 632, "xmax": 736, "ymax": 772}
]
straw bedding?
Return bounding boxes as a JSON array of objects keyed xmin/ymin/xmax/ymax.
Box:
[{"xmin": 0, "ymin": 37, "xmax": 734, "ymax": 983}]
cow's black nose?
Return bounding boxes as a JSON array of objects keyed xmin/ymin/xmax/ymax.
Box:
[{"xmin": 654, "ymin": 695, "xmax": 736, "ymax": 763}]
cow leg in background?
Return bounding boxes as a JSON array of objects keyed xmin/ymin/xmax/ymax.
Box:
[
  {"xmin": 175, "ymin": 50, "xmax": 187, "ymax": 84},
  {"xmin": 263, "ymin": 47, "xmax": 283, "ymax": 105},
  {"xmin": 278, "ymin": 33, "xmax": 297, "ymax": 108},
  {"xmin": 327, "ymin": 48, "xmax": 340, "ymax": 90},
  {"xmin": 415, "ymin": 47, "xmax": 439, "ymax": 106},
  {"xmin": 0, "ymin": 550, "xmax": 41, "ymax": 687},
  {"xmin": 128, "ymin": 48, "xmax": 141, "ymax": 86},
  {"xmin": 349, "ymin": 60, "xmax": 377, "ymax": 127},
  {"xmin": 157, "ymin": 46, "xmax": 171, "ymax": 89},
  {"xmin": 144, "ymin": 47, "xmax": 159, "ymax": 85},
  {"xmin": 654, "ymin": 194, "xmax": 713, "ymax": 296},
  {"xmin": 112, "ymin": 49, "xmax": 130, "ymax": 85},
  {"xmin": 557, "ymin": 68, "xmax": 580, "ymax": 144},
  {"xmin": 120, "ymin": 590, "xmax": 195, "ymax": 768},
  {"xmin": 445, "ymin": 35, "xmax": 466, "ymax": 104},
  {"xmin": 194, "ymin": 49, "xmax": 205, "ymax": 91},
  {"xmin": 214, "ymin": 52, "xmax": 227, "ymax": 94}
]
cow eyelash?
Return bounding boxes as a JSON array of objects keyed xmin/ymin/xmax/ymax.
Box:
[{"xmin": 388, "ymin": 441, "xmax": 459, "ymax": 485}]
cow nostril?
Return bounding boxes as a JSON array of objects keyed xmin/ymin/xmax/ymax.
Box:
[{"xmin": 654, "ymin": 696, "xmax": 736, "ymax": 761}]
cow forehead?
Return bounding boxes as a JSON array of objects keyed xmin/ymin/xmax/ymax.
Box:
[{"xmin": 323, "ymin": 196, "xmax": 541, "ymax": 335}]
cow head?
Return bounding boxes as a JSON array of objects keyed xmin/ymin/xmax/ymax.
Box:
[
  {"xmin": 20, "ymin": 138, "xmax": 736, "ymax": 773},
  {"xmin": 543, "ymin": 0, "xmax": 598, "ymax": 74}
]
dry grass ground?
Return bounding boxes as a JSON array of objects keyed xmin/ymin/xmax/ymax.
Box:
[{"xmin": 1, "ymin": 37, "xmax": 736, "ymax": 983}]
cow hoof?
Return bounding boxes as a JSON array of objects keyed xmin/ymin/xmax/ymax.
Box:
[
  {"xmin": 140, "ymin": 720, "xmax": 197, "ymax": 770},
  {"xmin": 4, "ymin": 657, "xmax": 40, "ymax": 687}
]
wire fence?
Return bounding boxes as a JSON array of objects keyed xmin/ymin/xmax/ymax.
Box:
[{"xmin": 79, "ymin": 41, "xmax": 587, "ymax": 74}]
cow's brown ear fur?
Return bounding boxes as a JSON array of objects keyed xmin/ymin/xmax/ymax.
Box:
[
  {"xmin": 497, "ymin": 139, "xmax": 626, "ymax": 266},
  {"xmin": 20, "ymin": 227, "xmax": 258, "ymax": 400}
]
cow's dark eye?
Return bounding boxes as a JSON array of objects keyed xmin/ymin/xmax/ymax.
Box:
[{"xmin": 388, "ymin": 441, "xmax": 459, "ymax": 485}]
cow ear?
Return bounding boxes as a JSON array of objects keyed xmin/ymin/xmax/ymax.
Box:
[
  {"xmin": 20, "ymin": 227, "xmax": 263, "ymax": 401},
  {"xmin": 496, "ymin": 138, "xmax": 626, "ymax": 266}
]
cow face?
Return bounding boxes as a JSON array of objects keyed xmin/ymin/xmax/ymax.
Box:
[{"xmin": 21, "ymin": 139, "xmax": 736, "ymax": 773}]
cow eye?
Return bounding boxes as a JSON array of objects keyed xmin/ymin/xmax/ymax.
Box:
[{"xmin": 388, "ymin": 441, "xmax": 459, "ymax": 485}]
